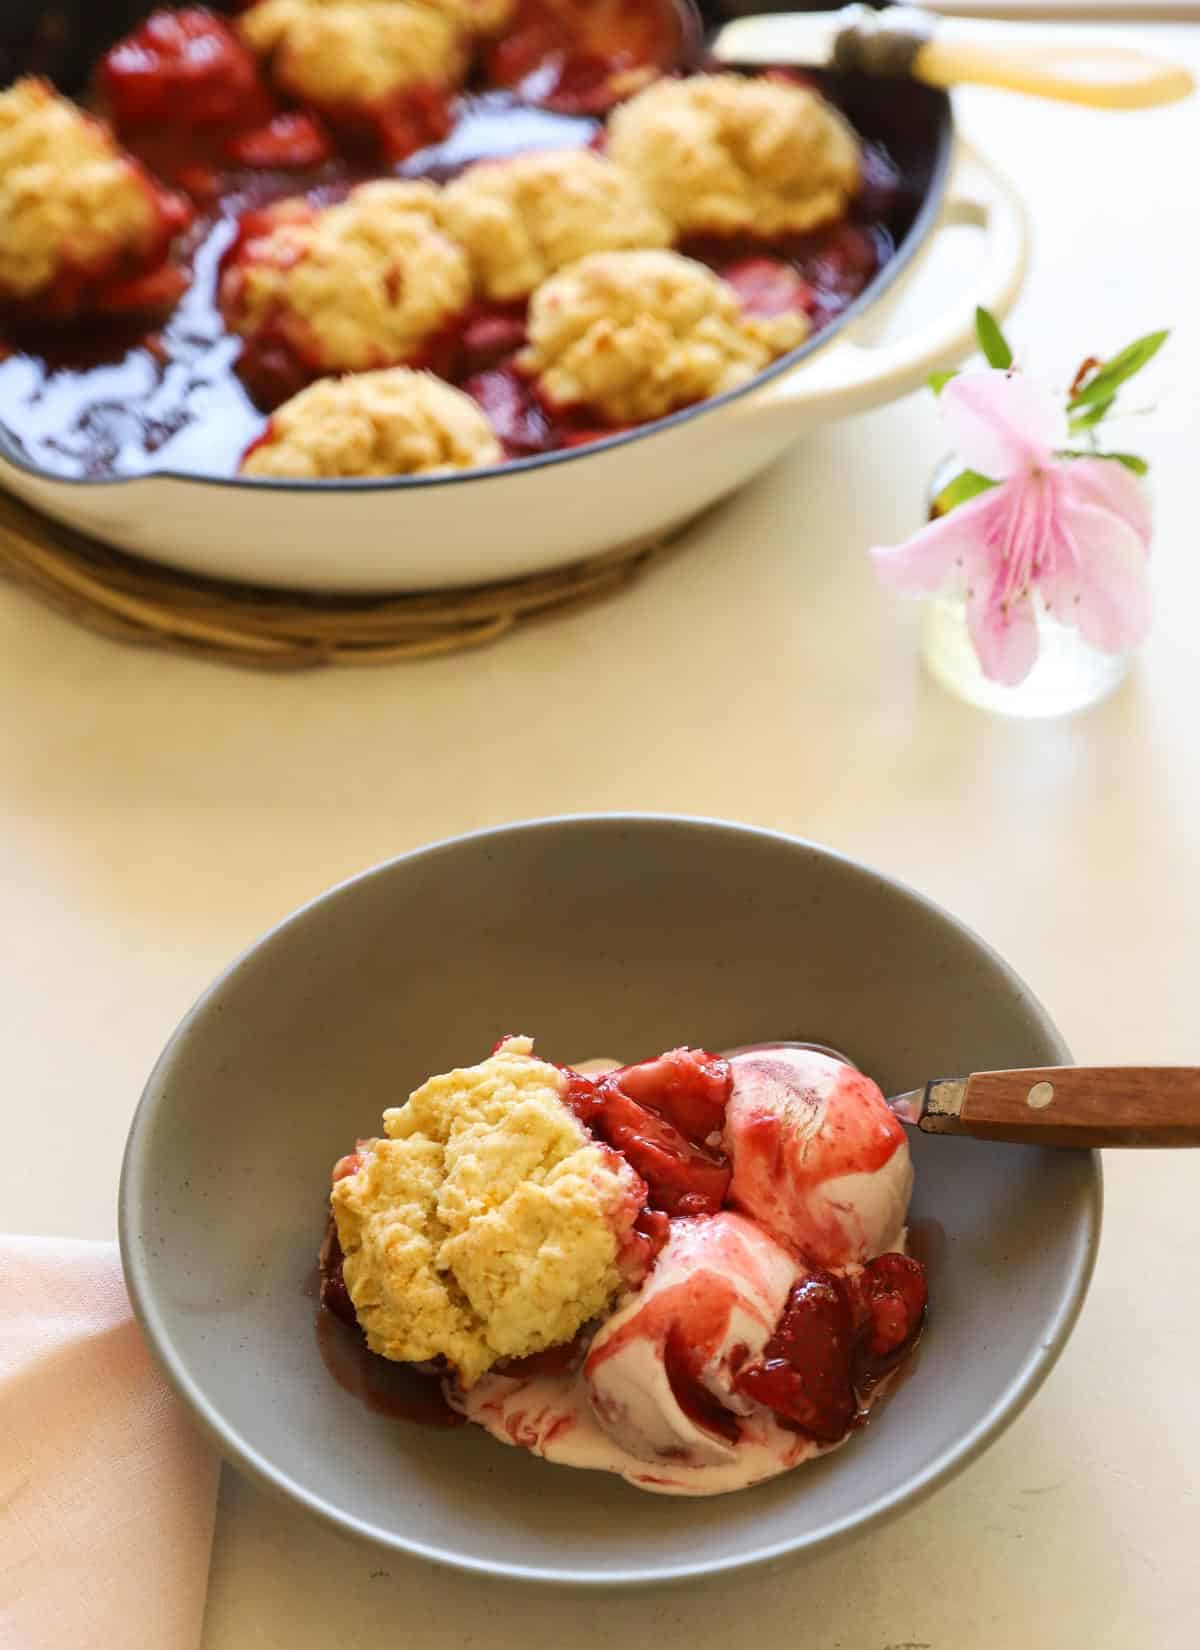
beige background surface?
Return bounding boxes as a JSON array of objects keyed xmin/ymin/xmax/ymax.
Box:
[{"xmin": 3, "ymin": 27, "xmax": 1198, "ymax": 1650}]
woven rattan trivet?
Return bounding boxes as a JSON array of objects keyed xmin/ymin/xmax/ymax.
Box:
[{"xmin": 0, "ymin": 489, "xmax": 690, "ymax": 670}]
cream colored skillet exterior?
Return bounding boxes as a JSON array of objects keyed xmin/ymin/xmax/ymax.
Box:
[{"xmin": 0, "ymin": 139, "xmax": 1027, "ymax": 594}]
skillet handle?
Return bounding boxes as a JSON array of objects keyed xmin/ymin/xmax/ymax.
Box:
[
  {"xmin": 734, "ymin": 136, "xmax": 1028, "ymax": 424},
  {"xmin": 914, "ymin": 20, "xmax": 1193, "ymax": 112}
]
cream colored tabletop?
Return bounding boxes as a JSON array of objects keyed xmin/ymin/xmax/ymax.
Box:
[{"xmin": 4, "ymin": 26, "xmax": 1199, "ymax": 1650}]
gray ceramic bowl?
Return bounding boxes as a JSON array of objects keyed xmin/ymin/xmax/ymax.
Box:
[{"xmin": 120, "ymin": 816, "xmax": 1100, "ymax": 1586}]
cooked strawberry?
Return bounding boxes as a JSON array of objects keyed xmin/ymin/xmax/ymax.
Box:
[
  {"xmin": 101, "ymin": 9, "xmax": 274, "ymax": 131},
  {"xmin": 225, "ymin": 112, "xmax": 332, "ymax": 170},
  {"xmin": 610, "ymin": 1047, "xmax": 732, "ymax": 1140},
  {"xmin": 560, "ymin": 1066, "xmax": 604, "ymax": 1124},
  {"xmin": 733, "ymin": 1270, "xmax": 857, "ymax": 1443},
  {"xmin": 721, "ymin": 257, "xmax": 814, "ymax": 321},
  {"xmin": 486, "ymin": 0, "xmax": 678, "ymax": 115},
  {"xmin": 854, "ymin": 1252, "xmax": 927, "ymax": 1362},
  {"xmin": 371, "ymin": 83, "xmax": 455, "ymax": 164},
  {"xmin": 595, "ymin": 1086, "xmax": 730, "ymax": 1217}
]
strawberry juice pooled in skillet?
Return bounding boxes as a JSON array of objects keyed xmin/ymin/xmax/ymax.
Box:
[
  {"xmin": 0, "ymin": 2, "xmax": 905, "ymax": 483},
  {"xmin": 318, "ymin": 1037, "xmax": 926, "ymax": 1496}
]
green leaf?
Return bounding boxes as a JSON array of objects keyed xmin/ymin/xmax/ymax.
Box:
[
  {"xmin": 928, "ymin": 369, "xmax": 958, "ymax": 396},
  {"xmin": 1068, "ymin": 396, "xmax": 1115, "ymax": 435},
  {"xmin": 975, "ymin": 307, "xmax": 1014, "ymax": 370},
  {"xmin": 932, "ymin": 469, "xmax": 998, "ymax": 518},
  {"xmin": 1102, "ymin": 451, "xmax": 1150, "ymax": 476},
  {"xmin": 1057, "ymin": 448, "xmax": 1150, "ymax": 477},
  {"xmin": 1068, "ymin": 330, "xmax": 1168, "ymax": 410}
]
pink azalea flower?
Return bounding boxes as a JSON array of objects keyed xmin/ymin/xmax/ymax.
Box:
[{"xmin": 872, "ymin": 369, "xmax": 1152, "ymax": 685}]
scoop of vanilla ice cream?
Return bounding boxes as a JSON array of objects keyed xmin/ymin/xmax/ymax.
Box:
[
  {"xmin": 724, "ymin": 1047, "xmax": 912, "ymax": 1265},
  {"xmin": 332, "ymin": 1037, "xmax": 644, "ymax": 1386},
  {"xmin": 520, "ymin": 248, "xmax": 808, "ymax": 425},
  {"xmin": 240, "ymin": 1, "xmax": 469, "ymax": 106},
  {"xmin": 458, "ymin": 1209, "xmax": 826, "ymax": 1494},
  {"xmin": 0, "ymin": 77, "xmax": 160, "ymax": 302},
  {"xmin": 584, "ymin": 1211, "xmax": 799, "ymax": 1466},
  {"xmin": 240, "ymin": 367, "xmax": 502, "ymax": 477},
  {"xmin": 439, "ymin": 149, "xmax": 672, "ymax": 302},
  {"xmin": 608, "ymin": 72, "xmax": 860, "ymax": 239},
  {"xmin": 221, "ymin": 181, "xmax": 471, "ymax": 374}
]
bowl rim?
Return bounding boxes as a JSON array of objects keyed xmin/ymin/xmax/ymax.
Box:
[
  {"xmin": 119, "ymin": 813, "xmax": 1102, "ymax": 1587},
  {"xmin": 0, "ymin": 89, "xmax": 954, "ymax": 495}
]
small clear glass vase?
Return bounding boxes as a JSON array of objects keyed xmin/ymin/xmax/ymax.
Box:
[
  {"xmin": 920, "ymin": 458, "xmax": 1136, "ymax": 719},
  {"xmin": 921, "ymin": 592, "xmax": 1131, "ymax": 718}
]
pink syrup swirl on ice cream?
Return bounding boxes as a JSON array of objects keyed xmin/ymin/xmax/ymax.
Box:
[{"xmin": 723, "ymin": 1046, "xmax": 913, "ymax": 1265}]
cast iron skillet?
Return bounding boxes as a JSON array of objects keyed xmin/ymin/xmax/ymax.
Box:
[{"xmin": 0, "ymin": 1, "xmax": 953, "ymax": 494}]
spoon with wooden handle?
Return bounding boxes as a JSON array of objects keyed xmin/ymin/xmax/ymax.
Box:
[
  {"xmin": 724, "ymin": 1043, "xmax": 1200, "ymax": 1147},
  {"xmin": 709, "ymin": 4, "xmax": 1194, "ymax": 111},
  {"xmin": 888, "ymin": 1066, "xmax": 1200, "ymax": 1146}
]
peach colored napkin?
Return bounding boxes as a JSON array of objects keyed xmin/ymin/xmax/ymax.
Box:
[{"xmin": 0, "ymin": 1236, "xmax": 219, "ymax": 1650}]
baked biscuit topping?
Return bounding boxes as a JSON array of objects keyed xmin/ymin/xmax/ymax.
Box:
[
  {"xmin": 332, "ymin": 1038, "xmax": 645, "ymax": 1386},
  {"xmin": 521, "ymin": 249, "xmax": 809, "ymax": 425},
  {"xmin": 439, "ymin": 148, "xmax": 672, "ymax": 301},
  {"xmin": 220, "ymin": 181, "xmax": 471, "ymax": 384},
  {"xmin": 239, "ymin": 0, "xmax": 470, "ymax": 106},
  {"xmin": 608, "ymin": 73, "xmax": 861, "ymax": 239},
  {"xmin": 240, "ymin": 367, "xmax": 503, "ymax": 477},
  {"xmin": 0, "ymin": 77, "xmax": 186, "ymax": 309}
]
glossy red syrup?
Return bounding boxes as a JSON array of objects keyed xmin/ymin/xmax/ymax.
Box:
[
  {"xmin": 314, "ymin": 1311, "xmax": 465, "ymax": 1429},
  {"xmin": 0, "ymin": 6, "xmax": 899, "ymax": 480}
]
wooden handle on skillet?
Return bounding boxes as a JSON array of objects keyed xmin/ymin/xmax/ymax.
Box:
[
  {"xmin": 913, "ymin": 17, "xmax": 1194, "ymax": 110},
  {"xmin": 712, "ymin": 9, "xmax": 1193, "ymax": 111},
  {"xmin": 930, "ymin": 1067, "xmax": 1200, "ymax": 1147}
]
